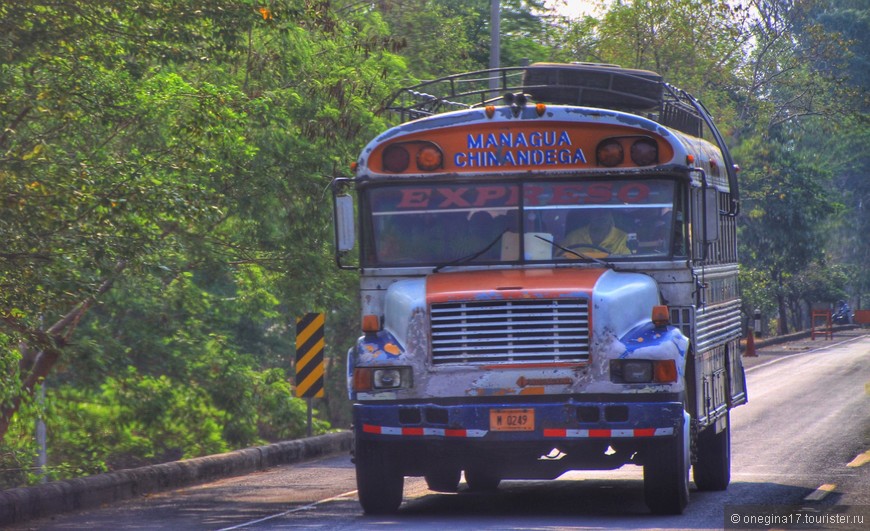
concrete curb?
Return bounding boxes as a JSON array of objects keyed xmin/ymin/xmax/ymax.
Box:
[{"xmin": 0, "ymin": 431, "xmax": 352, "ymax": 526}]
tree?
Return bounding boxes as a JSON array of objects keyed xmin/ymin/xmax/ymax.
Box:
[
  {"xmin": 375, "ymin": 0, "xmax": 554, "ymax": 80},
  {"xmin": 595, "ymin": 0, "xmax": 749, "ymax": 87},
  {"xmin": 2, "ymin": 0, "xmax": 259, "ymax": 437},
  {"xmin": 738, "ymin": 139, "xmax": 839, "ymax": 333},
  {"xmin": 810, "ymin": 0, "xmax": 870, "ymax": 308},
  {"xmin": 784, "ymin": 260, "xmax": 850, "ymax": 329},
  {"xmin": 1, "ymin": 0, "xmax": 405, "ymax": 445},
  {"xmin": 735, "ymin": 0, "xmax": 859, "ymax": 135},
  {"xmin": 733, "ymin": 0, "xmax": 864, "ymax": 331}
]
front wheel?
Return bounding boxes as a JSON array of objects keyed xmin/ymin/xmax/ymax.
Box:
[
  {"xmin": 643, "ymin": 411, "xmax": 690, "ymax": 514},
  {"xmin": 355, "ymin": 439, "xmax": 404, "ymax": 514},
  {"xmin": 693, "ymin": 414, "xmax": 731, "ymax": 491}
]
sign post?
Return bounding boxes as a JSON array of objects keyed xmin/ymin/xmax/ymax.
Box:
[{"xmin": 295, "ymin": 312, "xmax": 325, "ymax": 436}]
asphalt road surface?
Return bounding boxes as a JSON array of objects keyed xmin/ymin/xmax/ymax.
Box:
[{"xmin": 12, "ymin": 330, "xmax": 869, "ymax": 530}]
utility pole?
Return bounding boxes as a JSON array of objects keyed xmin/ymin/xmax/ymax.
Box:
[
  {"xmin": 35, "ymin": 316, "xmax": 47, "ymax": 483},
  {"xmin": 36, "ymin": 383, "xmax": 47, "ymax": 482},
  {"xmin": 489, "ymin": 0, "xmax": 500, "ymax": 96}
]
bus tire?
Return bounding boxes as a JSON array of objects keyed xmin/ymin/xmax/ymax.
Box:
[
  {"xmin": 355, "ymin": 439, "xmax": 404, "ymax": 514},
  {"xmin": 644, "ymin": 410, "xmax": 690, "ymax": 514},
  {"xmin": 693, "ymin": 413, "xmax": 731, "ymax": 491}
]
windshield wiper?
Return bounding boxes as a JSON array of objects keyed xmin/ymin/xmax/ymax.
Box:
[
  {"xmin": 433, "ymin": 230, "xmax": 508, "ymax": 273},
  {"xmin": 534, "ymin": 235, "xmax": 613, "ymax": 268}
]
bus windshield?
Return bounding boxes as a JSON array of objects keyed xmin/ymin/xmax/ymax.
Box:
[{"xmin": 362, "ymin": 179, "xmax": 682, "ymax": 267}]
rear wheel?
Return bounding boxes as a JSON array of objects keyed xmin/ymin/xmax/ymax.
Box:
[
  {"xmin": 693, "ymin": 413, "xmax": 731, "ymax": 491},
  {"xmin": 644, "ymin": 411, "xmax": 690, "ymax": 514},
  {"xmin": 355, "ymin": 439, "xmax": 404, "ymax": 514}
]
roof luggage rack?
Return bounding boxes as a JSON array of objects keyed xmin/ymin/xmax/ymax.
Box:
[
  {"xmin": 386, "ymin": 63, "xmax": 704, "ymax": 136},
  {"xmin": 385, "ymin": 66, "xmax": 527, "ymax": 121}
]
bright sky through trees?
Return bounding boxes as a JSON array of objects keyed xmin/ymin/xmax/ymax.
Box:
[{"xmin": 545, "ymin": 0, "xmax": 602, "ymax": 18}]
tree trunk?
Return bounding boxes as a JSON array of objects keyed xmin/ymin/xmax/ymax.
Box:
[
  {"xmin": 776, "ymin": 273, "xmax": 789, "ymax": 335},
  {"xmin": 0, "ymin": 261, "xmax": 126, "ymax": 440}
]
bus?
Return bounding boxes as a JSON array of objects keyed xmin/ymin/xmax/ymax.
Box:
[{"xmin": 332, "ymin": 63, "xmax": 746, "ymax": 515}]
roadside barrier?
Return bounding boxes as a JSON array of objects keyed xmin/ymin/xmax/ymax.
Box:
[{"xmin": 0, "ymin": 431, "xmax": 352, "ymax": 526}]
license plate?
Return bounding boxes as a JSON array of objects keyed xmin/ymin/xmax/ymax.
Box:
[{"xmin": 490, "ymin": 408, "xmax": 534, "ymax": 432}]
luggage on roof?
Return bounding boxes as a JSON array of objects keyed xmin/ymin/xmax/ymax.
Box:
[{"xmin": 522, "ymin": 63, "xmax": 663, "ymax": 110}]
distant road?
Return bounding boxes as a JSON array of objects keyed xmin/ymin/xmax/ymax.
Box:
[{"xmin": 12, "ymin": 333, "xmax": 869, "ymax": 530}]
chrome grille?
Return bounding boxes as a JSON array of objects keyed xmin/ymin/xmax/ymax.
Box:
[{"xmin": 430, "ymin": 299, "xmax": 590, "ymax": 365}]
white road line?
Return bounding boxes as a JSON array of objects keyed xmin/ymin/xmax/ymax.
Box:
[
  {"xmin": 215, "ymin": 489, "xmax": 358, "ymax": 531},
  {"xmin": 745, "ymin": 334, "xmax": 867, "ymax": 373}
]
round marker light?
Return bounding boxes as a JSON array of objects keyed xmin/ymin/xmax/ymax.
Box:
[
  {"xmin": 416, "ymin": 145, "xmax": 443, "ymax": 171},
  {"xmin": 382, "ymin": 144, "xmax": 410, "ymax": 173},
  {"xmin": 596, "ymin": 139, "xmax": 624, "ymax": 167},
  {"xmin": 630, "ymin": 138, "xmax": 658, "ymax": 166}
]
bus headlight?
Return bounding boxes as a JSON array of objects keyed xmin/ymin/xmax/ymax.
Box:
[
  {"xmin": 373, "ymin": 368, "xmax": 402, "ymax": 389},
  {"xmin": 610, "ymin": 359, "xmax": 677, "ymax": 383},
  {"xmin": 353, "ymin": 367, "xmax": 414, "ymax": 391},
  {"xmin": 613, "ymin": 360, "xmax": 653, "ymax": 382}
]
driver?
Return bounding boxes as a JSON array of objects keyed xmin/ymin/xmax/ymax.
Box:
[{"xmin": 560, "ymin": 210, "xmax": 629, "ymax": 258}]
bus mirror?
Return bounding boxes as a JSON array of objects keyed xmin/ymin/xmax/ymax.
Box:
[
  {"xmin": 704, "ymin": 188, "xmax": 720, "ymax": 242},
  {"xmin": 335, "ymin": 194, "xmax": 355, "ymax": 252}
]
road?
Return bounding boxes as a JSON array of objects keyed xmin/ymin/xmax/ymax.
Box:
[{"xmin": 12, "ymin": 331, "xmax": 869, "ymax": 530}]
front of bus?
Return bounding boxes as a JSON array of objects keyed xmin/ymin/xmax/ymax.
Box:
[{"xmin": 338, "ymin": 101, "xmax": 712, "ymax": 513}]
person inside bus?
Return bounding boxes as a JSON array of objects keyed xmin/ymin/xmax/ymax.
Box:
[
  {"xmin": 377, "ymin": 213, "xmax": 433, "ymax": 262},
  {"xmin": 559, "ymin": 209, "xmax": 630, "ymax": 258}
]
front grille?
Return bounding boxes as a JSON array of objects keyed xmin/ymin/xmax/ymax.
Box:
[{"xmin": 430, "ymin": 298, "xmax": 590, "ymax": 365}]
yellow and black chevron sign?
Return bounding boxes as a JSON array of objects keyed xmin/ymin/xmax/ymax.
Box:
[{"xmin": 295, "ymin": 312, "xmax": 325, "ymax": 398}]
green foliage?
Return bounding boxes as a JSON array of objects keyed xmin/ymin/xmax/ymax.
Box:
[
  {"xmin": 0, "ymin": 334, "xmax": 21, "ymax": 409},
  {"xmin": 739, "ymin": 267, "xmax": 779, "ymax": 319},
  {"xmin": 597, "ymin": 0, "xmax": 746, "ymax": 86},
  {"xmin": 253, "ymin": 368, "xmax": 330, "ymax": 440},
  {"xmin": 816, "ymin": 0, "xmax": 870, "ymax": 97},
  {"xmin": 0, "ymin": 364, "xmax": 329, "ymax": 486},
  {"xmin": 786, "ymin": 261, "xmax": 850, "ymax": 306},
  {"xmin": 738, "ymin": 145, "xmax": 837, "ymax": 275},
  {"xmin": 0, "ymin": 394, "xmax": 40, "ymax": 488},
  {"xmin": 736, "ymin": 135, "xmax": 842, "ymax": 333},
  {"xmin": 50, "ymin": 367, "xmax": 229, "ymax": 472},
  {"xmin": 376, "ymin": 0, "xmax": 557, "ymax": 78}
]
